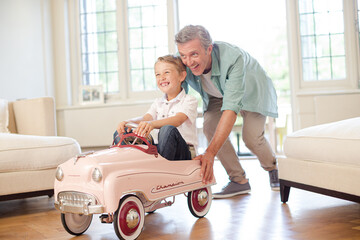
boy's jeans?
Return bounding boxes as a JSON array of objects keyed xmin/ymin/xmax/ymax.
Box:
[{"xmin": 113, "ymin": 125, "xmax": 191, "ymax": 161}]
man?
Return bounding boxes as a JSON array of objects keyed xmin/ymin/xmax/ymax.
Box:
[{"xmin": 175, "ymin": 25, "xmax": 279, "ymax": 198}]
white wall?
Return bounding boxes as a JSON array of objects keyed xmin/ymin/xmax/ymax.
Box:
[
  {"xmin": 294, "ymin": 92, "xmax": 360, "ymax": 129},
  {"xmin": 57, "ymin": 102, "xmax": 152, "ymax": 147},
  {"xmin": 0, "ymin": 0, "xmax": 54, "ymax": 101}
]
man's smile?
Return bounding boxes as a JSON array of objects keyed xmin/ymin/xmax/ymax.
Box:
[{"xmin": 190, "ymin": 64, "xmax": 200, "ymax": 71}]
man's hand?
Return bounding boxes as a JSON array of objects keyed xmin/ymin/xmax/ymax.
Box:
[
  {"xmin": 193, "ymin": 151, "xmax": 215, "ymax": 184},
  {"xmin": 194, "ymin": 110, "xmax": 237, "ymax": 184}
]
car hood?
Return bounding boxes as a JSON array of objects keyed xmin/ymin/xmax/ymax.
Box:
[{"xmin": 59, "ymin": 146, "xmax": 201, "ymax": 178}]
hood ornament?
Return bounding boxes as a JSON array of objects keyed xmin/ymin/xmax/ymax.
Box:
[{"xmin": 74, "ymin": 151, "xmax": 95, "ymax": 165}]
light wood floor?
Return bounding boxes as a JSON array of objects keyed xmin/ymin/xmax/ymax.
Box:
[{"xmin": 1, "ymin": 160, "xmax": 359, "ymax": 240}]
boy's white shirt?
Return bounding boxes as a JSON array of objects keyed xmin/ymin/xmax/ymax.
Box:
[{"xmin": 146, "ymin": 89, "xmax": 198, "ymax": 146}]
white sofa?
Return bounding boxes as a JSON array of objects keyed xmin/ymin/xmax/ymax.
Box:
[
  {"xmin": 0, "ymin": 97, "xmax": 81, "ymax": 201},
  {"xmin": 278, "ymin": 117, "xmax": 360, "ymax": 203}
]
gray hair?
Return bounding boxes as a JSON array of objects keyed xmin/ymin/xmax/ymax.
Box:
[{"xmin": 175, "ymin": 25, "xmax": 213, "ymax": 50}]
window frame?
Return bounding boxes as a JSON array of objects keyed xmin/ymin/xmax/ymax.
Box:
[
  {"xmin": 68, "ymin": 0, "xmax": 178, "ymax": 105},
  {"xmin": 287, "ymin": 0, "xmax": 360, "ymax": 93}
]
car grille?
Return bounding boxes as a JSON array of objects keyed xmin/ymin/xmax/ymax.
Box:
[
  {"xmin": 58, "ymin": 191, "xmax": 97, "ymax": 206},
  {"xmin": 55, "ymin": 191, "xmax": 104, "ymax": 214}
]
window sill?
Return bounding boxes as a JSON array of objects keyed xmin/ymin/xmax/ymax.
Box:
[
  {"xmin": 57, "ymin": 99, "xmax": 154, "ymax": 111},
  {"xmin": 295, "ymin": 89, "xmax": 360, "ymax": 97}
]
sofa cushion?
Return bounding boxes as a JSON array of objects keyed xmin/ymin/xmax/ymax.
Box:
[
  {"xmin": 0, "ymin": 99, "xmax": 10, "ymax": 133},
  {"xmin": 284, "ymin": 117, "xmax": 360, "ymax": 167},
  {"xmin": 13, "ymin": 97, "xmax": 56, "ymax": 136},
  {"xmin": 0, "ymin": 133, "xmax": 80, "ymax": 173}
]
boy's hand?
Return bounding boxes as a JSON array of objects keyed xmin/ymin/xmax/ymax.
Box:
[
  {"xmin": 193, "ymin": 152, "xmax": 215, "ymax": 184},
  {"xmin": 117, "ymin": 121, "xmax": 130, "ymax": 135},
  {"xmin": 134, "ymin": 121, "xmax": 154, "ymax": 137}
]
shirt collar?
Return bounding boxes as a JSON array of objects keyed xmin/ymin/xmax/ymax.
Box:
[
  {"xmin": 161, "ymin": 88, "xmax": 186, "ymax": 103},
  {"xmin": 210, "ymin": 43, "xmax": 221, "ymax": 76}
]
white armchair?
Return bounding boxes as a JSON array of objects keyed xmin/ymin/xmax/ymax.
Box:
[{"xmin": 0, "ymin": 97, "xmax": 81, "ymax": 201}]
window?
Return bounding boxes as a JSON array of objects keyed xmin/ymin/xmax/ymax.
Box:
[
  {"xmin": 177, "ymin": 0, "xmax": 289, "ymax": 112},
  {"xmin": 128, "ymin": 0, "xmax": 168, "ymax": 92},
  {"xmin": 78, "ymin": 0, "xmax": 173, "ymax": 101},
  {"xmin": 287, "ymin": 0, "xmax": 360, "ymax": 91},
  {"xmin": 299, "ymin": 0, "xmax": 346, "ymax": 81},
  {"xmin": 79, "ymin": 0, "xmax": 118, "ymax": 93}
]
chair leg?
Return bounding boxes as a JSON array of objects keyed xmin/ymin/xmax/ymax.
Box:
[{"xmin": 280, "ymin": 180, "xmax": 290, "ymax": 203}]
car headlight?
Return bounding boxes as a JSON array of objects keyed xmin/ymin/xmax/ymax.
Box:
[
  {"xmin": 55, "ymin": 167, "xmax": 64, "ymax": 181},
  {"xmin": 92, "ymin": 168, "xmax": 102, "ymax": 182}
]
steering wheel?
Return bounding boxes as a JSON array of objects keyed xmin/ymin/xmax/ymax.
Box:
[
  {"xmin": 115, "ymin": 122, "xmax": 154, "ymax": 146},
  {"xmin": 120, "ymin": 132, "xmax": 154, "ymax": 146},
  {"xmin": 112, "ymin": 124, "xmax": 157, "ymax": 156}
]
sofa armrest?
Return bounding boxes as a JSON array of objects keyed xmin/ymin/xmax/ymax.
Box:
[{"xmin": 12, "ymin": 97, "xmax": 57, "ymax": 136}]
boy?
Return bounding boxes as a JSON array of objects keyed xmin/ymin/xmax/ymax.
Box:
[{"xmin": 115, "ymin": 55, "xmax": 198, "ymax": 160}]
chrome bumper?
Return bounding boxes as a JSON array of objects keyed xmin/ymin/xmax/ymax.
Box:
[{"xmin": 54, "ymin": 191, "xmax": 104, "ymax": 215}]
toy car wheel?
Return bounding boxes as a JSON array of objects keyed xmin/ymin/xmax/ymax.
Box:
[
  {"xmin": 187, "ymin": 186, "xmax": 212, "ymax": 218},
  {"xmin": 114, "ymin": 195, "xmax": 145, "ymax": 240},
  {"xmin": 61, "ymin": 213, "xmax": 92, "ymax": 236}
]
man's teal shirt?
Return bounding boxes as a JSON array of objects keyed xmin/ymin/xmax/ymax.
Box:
[{"xmin": 182, "ymin": 41, "xmax": 278, "ymax": 118}]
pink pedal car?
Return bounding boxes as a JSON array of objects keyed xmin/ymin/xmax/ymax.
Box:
[{"xmin": 54, "ymin": 132, "xmax": 216, "ymax": 240}]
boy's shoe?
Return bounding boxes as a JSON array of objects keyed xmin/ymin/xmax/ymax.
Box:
[
  {"xmin": 269, "ymin": 169, "xmax": 280, "ymax": 191},
  {"xmin": 213, "ymin": 181, "xmax": 251, "ymax": 199}
]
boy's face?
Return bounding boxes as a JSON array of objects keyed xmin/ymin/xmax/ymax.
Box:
[
  {"xmin": 155, "ymin": 62, "xmax": 186, "ymax": 99},
  {"xmin": 177, "ymin": 38, "xmax": 212, "ymax": 76}
]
